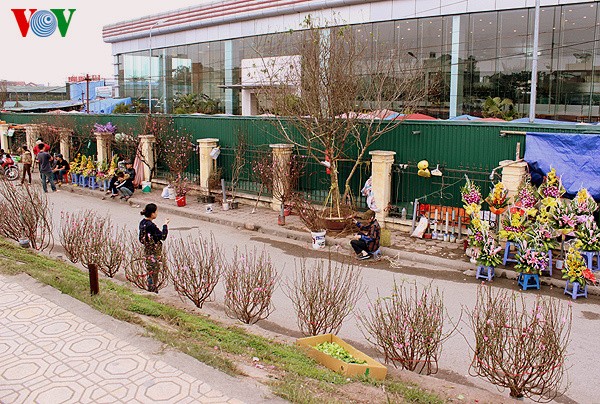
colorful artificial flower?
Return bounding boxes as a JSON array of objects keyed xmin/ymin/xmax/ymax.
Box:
[
  {"xmin": 499, "ymin": 208, "xmax": 528, "ymax": 241},
  {"xmin": 551, "ymin": 200, "xmax": 576, "ymax": 235},
  {"xmin": 538, "ymin": 168, "xmax": 566, "ymax": 200},
  {"xmin": 514, "ymin": 240, "xmax": 549, "ymax": 275},
  {"xmin": 462, "ymin": 177, "xmax": 482, "ymax": 208},
  {"xmin": 524, "ymin": 221, "xmax": 558, "ymax": 252},
  {"xmin": 576, "ymin": 219, "xmax": 600, "ymax": 252},
  {"xmin": 485, "ymin": 182, "xmax": 509, "ymax": 210},
  {"xmin": 476, "ymin": 229, "xmax": 503, "ymax": 267},
  {"xmin": 515, "ymin": 178, "xmax": 538, "ymax": 209},
  {"xmin": 562, "ymin": 244, "xmax": 596, "ymax": 286}
]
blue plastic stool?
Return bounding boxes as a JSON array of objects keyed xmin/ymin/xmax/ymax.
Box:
[
  {"xmin": 476, "ymin": 265, "xmax": 495, "ymax": 281},
  {"xmin": 71, "ymin": 173, "xmax": 79, "ymax": 184},
  {"xmin": 541, "ymin": 250, "xmax": 553, "ymax": 277},
  {"xmin": 581, "ymin": 251, "xmax": 599, "ymax": 272},
  {"xmin": 564, "ymin": 281, "xmax": 587, "ymax": 299},
  {"xmin": 89, "ymin": 176, "xmax": 98, "ymax": 190},
  {"xmin": 503, "ymin": 241, "xmax": 518, "ymax": 266},
  {"xmin": 371, "ymin": 248, "xmax": 382, "ymax": 261},
  {"xmin": 518, "ymin": 273, "xmax": 540, "ymax": 290},
  {"xmin": 78, "ymin": 175, "xmax": 88, "ymax": 188},
  {"xmin": 101, "ymin": 179, "xmax": 111, "ymax": 192}
]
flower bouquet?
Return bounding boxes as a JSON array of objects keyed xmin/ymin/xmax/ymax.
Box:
[
  {"xmin": 563, "ymin": 244, "xmax": 597, "ymax": 286},
  {"xmin": 70, "ymin": 154, "xmax": 82, "ymax": 175},
  {"xmin": 476, "ymin": 230, "xmax": 503, "ymax": 268},
  {"xmin": 551, "ymin": 200, "xmax": 576, "ymax": 236},
  {"xmin": 95, "ymin": 160, "xmax": 110, "ymax": 181},
  {"xmin": 82, "ymin": 157, "xmax": 97, "ymax": 178},
  {"xmin": 538, "ymin": 167, "xmax": 566, "ymax": 200},
  {"xmin": 93, "ymin": 122, "xmax": 117, "ymax": 134},
  {"xmin": 485, "ymin": 182, "xmax": 509, "ymax": 215},
  {"xmin": 462, "ymin": 176, "xmax": 482, "ymax": 217},
  {"xmin": 524, "ymin": 221, "xmax": 558, "ymax": 252},
  {"xmin": 515, "ymin": 239, "xmax": 550, "ymax": 275},
  {"xmin": 514, "ymin": 178, "xmax": 539, "ymax": 217},
  {"xmin": 572, "ymin": 188, "xmax": 597, "ymax": 216},
  {"xmin": 499, "ymin": 208, "xmax": 527, "ymax": 241},
  {"xmin": 576, "ymin": 219, "xmax": 600, "ymax": 252}
]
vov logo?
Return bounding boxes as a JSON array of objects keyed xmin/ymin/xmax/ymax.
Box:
[{"xmin": 11, "ymin": 9, "xmax": 76, "ymax": 38}]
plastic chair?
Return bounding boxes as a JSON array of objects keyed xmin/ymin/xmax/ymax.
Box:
[{"xmin": 503, "ymin": 241, "xmax": 518, "ymax": 266}]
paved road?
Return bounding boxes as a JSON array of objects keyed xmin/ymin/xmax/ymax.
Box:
[{"xmin": 35, "ymin": 191, "xmax": 600, "ymax": 402}]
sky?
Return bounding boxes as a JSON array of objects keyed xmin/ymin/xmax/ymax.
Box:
[{"xmin": 0, "ymin": 0, "xmax": 209, "ymax": 86}]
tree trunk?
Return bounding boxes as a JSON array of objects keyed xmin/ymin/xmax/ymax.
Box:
[{"xmin": 328, "ymin": 161, "xmax": 342, "ymax": 218}]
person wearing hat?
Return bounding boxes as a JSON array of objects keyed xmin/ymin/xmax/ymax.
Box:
[
  {"xmin": 52, "ymin": 154, "xmax": 70, "ymax": 184},
  {"xmin": 350, "ymin": 209, "xmax": 381, "ymax": 260},
  {"xmin": 32, "ymin": 139, "xmax": 50, "ymax": 173}
]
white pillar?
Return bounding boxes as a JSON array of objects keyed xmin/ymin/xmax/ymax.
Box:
[
  {"xmin": 500, "ymin": 160, "xmax": 528, "ymax": 201},
  {"xmin": 270, "ymin": 143, "xmax": 293, "ymax": 212},
  {"xmin": 95, "ymin": 132, "xmax": 112, "ymax": 164},
  {"xmin": 369, "ymin": 150, "xmax": 396, "ymax": 223},
  {"xmin": 0, "ymin": 124, "xmax": 9, "ymax": 152},
  {"xmin": 449, "ymin": 15, "xmax": 461, "ymax": 118},
  {"xmin": 197, "ymin": 138, "xmax": 219, "ymax": 190},
  {"xmin": 59, "ymin": 128, "xmax": 71, "ymax": 162},
  {"xmin": 138, "ymin": 135, "xmax": 156, "ymax": 182}
]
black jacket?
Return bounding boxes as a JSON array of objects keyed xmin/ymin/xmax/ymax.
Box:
[{"xmin": 139, "ymin": 219, "xmax": 168, "ymax": 245}]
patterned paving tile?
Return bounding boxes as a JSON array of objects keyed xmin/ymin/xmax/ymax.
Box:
[{"xmin": 0, "ymin": 276, "xmax": 246, "ymax": 404}]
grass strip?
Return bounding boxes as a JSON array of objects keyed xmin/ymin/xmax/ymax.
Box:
[{"xmin": 0, "ymin": 239, "xmax": 444, "ymax": 403}]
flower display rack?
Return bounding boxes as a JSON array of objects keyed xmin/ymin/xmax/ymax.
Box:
[
  {"xmin": 476, "ymin": 265, "xmax": 495, "ymax": 282},
  {"xmin": 296, "ymin": 334, "xmax": 387, "ymax": 380},
  {"xmin": 518, "ymin": 273, "xmax": 540, "ymax": 290},
  {"xmin": 502, "ymin": 241, "xmax": 518, "ymax": 266},
  {"xmin": 581, "ymin": 251, "xmax": 600, "ymax": 272},
  {"xmin": 564, "ymin": 280, "xmax": 588, "ymax": 299}
]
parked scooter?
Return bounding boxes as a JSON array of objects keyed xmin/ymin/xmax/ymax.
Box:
[{"xmin": 1, "ymin": 155, "xmax": 20, "ymax": 181}]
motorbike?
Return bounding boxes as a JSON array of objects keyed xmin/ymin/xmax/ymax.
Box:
[{"xmin": 1, "ymin": 155, "xmax": 20, "ymax": 181}]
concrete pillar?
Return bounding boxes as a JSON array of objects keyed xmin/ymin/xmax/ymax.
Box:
[
  {"xmin": 369, "ymin": 150, "xmax": 396, "ymax": 222},
  {"xmin": 0, "ymin": 124, "xmax": 9, "ymax": 152},
  {"xmin": 59, "ymin": 128, "xmax": 71, "ymax": 162},
  {"xmin": 270, "ymin": 143, "xmax": 293, "ymax": 212},
  {"xmin": 224, "ymin": 40, "xmax": 233, "ymax": 115},
  {"xmin": 197, "ymin": 138, "xmax": 219, "ymax": 190},
  {"xmin": 500, "ymin": 160, "xmax": 528, "ymax": 201},
  {"xmin": 139, "ymin": 135, "xmax": 157, "ymax": 182},
  {"xmin": 24, "ymin": 124, "xmax": 40, "ymax": 153},
  {"xmin": 95, "ymin": 132, "xmax": 113, "ymax": 164}
]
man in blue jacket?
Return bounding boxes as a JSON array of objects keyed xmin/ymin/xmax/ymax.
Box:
[{"xmin": 350, "ymin": 209, "xmax": 380, "ymax": 260}]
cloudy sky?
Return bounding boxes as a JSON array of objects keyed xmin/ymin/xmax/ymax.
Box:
[{"xmin": 1, "ymin": 0, "xmax": 208, "ymax": 85}]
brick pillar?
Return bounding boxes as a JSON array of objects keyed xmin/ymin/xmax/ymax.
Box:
[
  {"xmin": 59, "ymin": 128, "xmax": 71, "ymax": 162},
  {"xmin": 270, "ymin": 144, "xmax": 294, "ymax": 212},
  {"xmin": 95, "ymin": 132, "xmax": 113, "ymax": 164},
  {"xmin": 138, "ymin": 135, "xmax": 156, "ymax": 182},
  {"xmin": 197, "ymin": 138, "xmax": 219, "ymax": 190},
  {"xmin": 369, "ymin": 150, "xmax": 396, "ymax": 222},
  {"xmin": 500, "ymin": 160, "xmax": 528, "ymax": 201},
  {"xmin": 0, "ymin": 124, "xmax": 9, "ymax": 152}
]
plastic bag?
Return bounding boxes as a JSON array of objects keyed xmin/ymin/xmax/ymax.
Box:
[
  {"xmin": 161, "ymin": 186, "xmax": 170, "ymax": 199},
  {"xmin": 410, "ymin": 216, "xmax": 429, "ymax": 238}
]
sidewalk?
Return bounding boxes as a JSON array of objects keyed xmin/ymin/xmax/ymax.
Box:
[
  {"xmin": 0, "ymin": 274, "xmax": 282, "ymax": 404},
  {"xmin": 67, "ymin": 184, "xmax": 600, "ymax": 297}
]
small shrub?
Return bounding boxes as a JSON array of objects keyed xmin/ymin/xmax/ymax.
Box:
[
  {"xmin": 358, "ymin": 281, "xmax": 451, "ymax": 375},
  {"xmin": 224, "ymin": 247, "xmax": 278, "ymax": 324},
  {"xmin": 285, "ymin": 257, "xmax": 365, "ymax": 336},
  {"xmin": 467, "ymin": 285, "xmax": 571, "ymax": 401},
  {"xmin": 125, "ymin": 231, "xmax": 169, "ymax": 292},
  {"xmin": 168, "ymin": 234, "xmax": 223, "ymax": 308}
]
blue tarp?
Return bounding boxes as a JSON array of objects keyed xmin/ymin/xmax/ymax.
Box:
[
  {"xmin": 511, "ymin": 117, "xmax": 575, "ymax": 125},
  {"xmin": 449, "ymin": 114, "xmax": 481, "ymax": 121},
  {"xmin": 524, "ymin": 132, "xmax": 600, "ymax": 199},
  {"xmin": 83, "ymin": 98, "xmax": 131, "ymax": 114},
  {"xmin": 69, "ymin": 80, "xmax": 105, "ymax": 101}
]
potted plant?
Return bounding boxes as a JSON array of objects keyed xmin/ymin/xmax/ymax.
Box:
[
  {"xmin": 562, "ymin": 243, "xmax": 597, "ymax": 299},
  {"xmin": 485, "ymin": 182, "xmax": 509, "ymax": 216},
  {"xmin": 173, "ymin": 174, "xmax": 189, "ymax": 207},
  {"xmin": 293, "ymin": 194, "xmax": 326, "ymax": 249}
]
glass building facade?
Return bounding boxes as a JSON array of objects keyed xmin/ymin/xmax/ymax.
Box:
[{"xmin": 115, "ymin": 2, "xmax": 600, "ymax": 120}]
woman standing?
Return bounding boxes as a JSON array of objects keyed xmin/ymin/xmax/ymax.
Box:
[
  {"xmin": 139, "ymin": 203, "xmax": 169, "ymax": 292},
  {"xmin": 20, "ymin": 145, "xmax": 32, "ymax": 185}
]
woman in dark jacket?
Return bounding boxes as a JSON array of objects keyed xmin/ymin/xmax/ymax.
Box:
[{"xmin": 139, "ymin": 203, "xmax": 169, "ymax": 292}]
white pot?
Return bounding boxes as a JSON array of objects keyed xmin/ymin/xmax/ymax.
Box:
[
  {"xmin": 555, "ymin": 260, "xmax": 564, "ymax": 270},
  {"xmin": 222, "ymin": 202, "xmax": 229, "ymax": 211},
  {"xmin": 311, "ymin": 230, "xmax": 326, "ymax": 250}
]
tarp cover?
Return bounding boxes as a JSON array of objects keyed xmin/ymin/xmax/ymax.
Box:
[{"xmin": 524, "ymin": 132, "xmax": 600, "ymax": 199}]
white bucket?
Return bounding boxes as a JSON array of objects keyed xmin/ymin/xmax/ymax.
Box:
[
  {"xmin": 141, "ymin": 181, "xmax": 152, "ymax": 193},
  {"xmin": 168, "ymin": 186, "xmax": 176, "ymax": 200},
  {"xmin": 311, "ymin": 230, "xmax": 326, "ymax": 250},
  {"xmin": 222, "ymin": 202, "xmax": 229, "ymax": 211}
]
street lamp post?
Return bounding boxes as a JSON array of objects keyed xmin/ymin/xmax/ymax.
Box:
[{"xmin": 148, "ymin": 20, "xmax": 164, "ymax": 114}]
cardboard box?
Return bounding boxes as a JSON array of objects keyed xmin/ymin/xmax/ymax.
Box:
[{"xmin": 296, "ymin": 334, "xmax": 387, "ymax": 380}]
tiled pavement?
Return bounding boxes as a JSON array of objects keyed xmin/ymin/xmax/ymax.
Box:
[{"xmin": 0, "ymin": 275, "xmax": 278, "ymax": 404}]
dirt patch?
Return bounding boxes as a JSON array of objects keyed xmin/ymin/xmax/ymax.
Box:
[{"xmin": 581, "ymin": 310, "xmax": 600, "ymax": 320}]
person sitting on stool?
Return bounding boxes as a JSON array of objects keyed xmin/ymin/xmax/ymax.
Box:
[{"xmin": 351, "ymin": 209, "xmax": 380, "ymax": 260}]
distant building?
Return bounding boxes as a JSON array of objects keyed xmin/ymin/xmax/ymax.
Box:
[
  {"xmin": 6, "ymin": 85, "xmax": 68, "ymax": 102},
  {"xmin": 103, "ymin": 0, "xmax": 600, "ymax": 120}
]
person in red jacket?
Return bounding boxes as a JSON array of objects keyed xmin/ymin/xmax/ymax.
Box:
[{"xmin": 32, "ymin": 139, "xmax": 50, "ymax": 173}]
